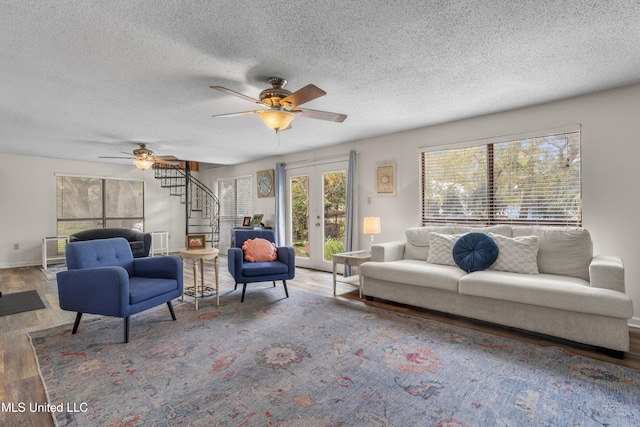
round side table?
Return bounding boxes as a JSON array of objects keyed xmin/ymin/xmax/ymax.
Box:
[{"xmin": 178, "ymin": 247, "xmax": 219, "ymax": 309}]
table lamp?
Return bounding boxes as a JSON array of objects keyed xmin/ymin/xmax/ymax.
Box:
[{"xmin": 363, "ymin": 216, "xmax": 381, "ymax": 249}]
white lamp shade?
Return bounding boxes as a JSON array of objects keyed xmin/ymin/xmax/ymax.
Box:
[{"xmin": 363, "ymin": 217, "xmax": 381, "ymax": 234}]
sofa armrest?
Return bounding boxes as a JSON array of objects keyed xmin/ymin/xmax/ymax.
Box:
[
  {"xmin": 56, "ymin": 267, "xmax": 130, "ymax": 317},
  {"xmin": 589, "ymin": 255, "xmax": 625, "ymax": 293},
  {"xmin": 276, "ymin": 246, "xmax": 295, "ymax": 270},
  {"xmin": 134, "ymin": 256, "xmax": 183, "ymax": 289},
  {"xmin": 371, "ymin": 241, "xmax": 406, "ymax": 262},
  {"xmin": 227, "ymin": 247, "xmax": 244, "ymax": 281}
]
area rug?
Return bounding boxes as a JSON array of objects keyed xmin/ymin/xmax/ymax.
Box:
[
  {"xmin": 29, "ymin": 290, "xmax": 640, "ymax": 427},
  {"xmin": 41, "ymin": 264, "xmax": 67, "ymax": 281},
  {"xmin": 0, "ymin": 290, "xmax": 45, "ymax": 316}
]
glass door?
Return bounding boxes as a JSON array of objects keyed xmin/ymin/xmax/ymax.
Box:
[{"xmin": 287, "ymin": 161, "xmax": 348, "ymax": 271}]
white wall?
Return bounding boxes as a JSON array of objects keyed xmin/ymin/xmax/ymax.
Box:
[
  {"xmin": 0, "ymin": 154, "xmax": 187, "ymax": 267},
  {"xmin": 205, "ymin": 83, "xmax": 640, "ymax": 327},
  {"xmin": 2, "ymin": 83, "xmax": 638, "ymax": 327}
]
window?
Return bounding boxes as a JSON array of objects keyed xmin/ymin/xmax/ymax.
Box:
[
  {"xmin": 57, "ymin": 175, "xmax": 145, "ymax": 237},
  {"xmin": 216, "ymin": 176, "xmax": 253, "ymax": 251},
  {"xmin": 421, "ymin": 128, "xmax": 581, "ymax": 226}
]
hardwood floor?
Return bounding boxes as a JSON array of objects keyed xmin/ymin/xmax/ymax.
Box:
[{"xmin": 1, "ymin": 259, "xmax": 639, "ymax": 426}]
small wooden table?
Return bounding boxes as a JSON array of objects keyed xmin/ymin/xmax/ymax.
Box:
[
  {"xmin": 332, "ymin": 250, "xmax": 371, "ymax": 298},
  {"xmin": 178, "ymin": 247, "xmax": 219, "ymax": 309}
]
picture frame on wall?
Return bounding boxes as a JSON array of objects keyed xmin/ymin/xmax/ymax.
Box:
[
  {"xmin": 256, "ymin": 169, "xmax": 275, "ymax": 198},
  {"xmin": 376, "ymin": 163, "xmax": 396, "ymax": 196},
  {"xmin": 242, "ymin": 216, "xmax": 252, "ymax": 226},
  {"xmin": 186, "ymin": 234, "xmax": 206, "ymax": 250}
]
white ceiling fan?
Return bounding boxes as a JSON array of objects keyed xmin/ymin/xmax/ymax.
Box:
[
  {"xmin": 210, "ymin": 77, "xmax": 347, "ymax": 133},
  {"xmin": 99, "ymin": 143, "xmax": 180, "ymax": 169}
]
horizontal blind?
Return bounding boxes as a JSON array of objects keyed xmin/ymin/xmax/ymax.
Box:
[
  {"xmin": 217, "ymin": 176, "xmax": 253, "ymax": 251},
  {"xmin": 421, "ymin": 129, "xmax": 581, "ymax": 226}
]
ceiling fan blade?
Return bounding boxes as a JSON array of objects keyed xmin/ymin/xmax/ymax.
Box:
[
  {"xmin": 154, "ymin": 155, "xmax": 179, "ymax": 161},
  {"xmin": 210, "ymin": 86, "xmax": 260, "ymax": 104},
  {"xmin": 295, "ymin": 107, "xmax": 347, "ymax": 123},
  {"xmin": 212, "ymin": 110, "xmax": 262, "ymax": 118},
  {"xmin": 281, "ymin": 84, "xmax": 326, "ymax": 107},
  {"xmin": 99, "ymin": 156, "xmax": 135, "ymax": 160}
]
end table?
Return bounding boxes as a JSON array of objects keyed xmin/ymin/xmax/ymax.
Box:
[{"xmin": 332, "ymin": 250, "xmax": 371, "ymax": 298}]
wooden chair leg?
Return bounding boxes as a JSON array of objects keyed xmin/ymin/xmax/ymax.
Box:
[
  {"xmin": 124, "ymin": 316, "xmax": 130, "ymax": 343},
  {"xmin": 167, "ymin": 301, "xmax": 177, "ymax": 321},
  {"xmin": 283, "ymin": 280, "xmax": 289, "ymax": 298},
  {"xmin": 72, "ymin": 313, "xmax": 83, "ymax": 334},
  {"xmin": 241, "ymin": 283, "xmax": 247, "ymax": 302}
]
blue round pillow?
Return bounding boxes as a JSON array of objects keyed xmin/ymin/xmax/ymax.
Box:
[{"xmin": 452, "ymin": 232, "xmax": 499, "ymax": 272}]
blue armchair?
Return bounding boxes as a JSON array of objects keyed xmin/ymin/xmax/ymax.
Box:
[
  {"xmin": 56, "ymin": 237, "xmax": 183, "ymax": 343},
  {"xmin": 228, "ymin": 229, "xmax": 295, "ymax": 302}
]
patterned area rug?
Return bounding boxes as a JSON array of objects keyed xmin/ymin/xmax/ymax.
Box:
[{"xmin": 29, "ymin": 290, "xmax": 640, "ymax": 426}]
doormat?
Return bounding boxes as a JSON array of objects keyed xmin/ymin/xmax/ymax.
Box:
[{"xmin": 0, "ymin": 290, "xmax": 46, "ymax": 317}]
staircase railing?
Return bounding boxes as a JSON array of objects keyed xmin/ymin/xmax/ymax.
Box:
[{"xmin": 153, "ymin": 163, "xmax": 220, "ymax": 248}]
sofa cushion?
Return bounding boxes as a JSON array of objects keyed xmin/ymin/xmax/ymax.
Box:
[
  {"xmin": 458, "ymin": 270, "xmax": 633, "ymax": 319},
  {"xmin": 453, "ymin": 225, "xmax": 513, "ymax": 237},
  {"xmin": 488, "ymin": 233, "xmax": 539, "ymax": 274},
  {"xmin": 129, "ymin": 277, "xmax": 179, "ymax": 304},
  {"xmin": 242, "ymin": 261, "xmax": 290, "ymax": 277},
  {"xmin": 360, "ymin": 260, "xmax": 465, "ymax": 292},
  {"xmin": 404, "ymin": 226, "xmax": 454, "ymax": 260},
  {"xmin": 453, "ymin": 233, "xmax": 499, "ymax": 272},
  {"xmin": 512, "ymin": 226, "xmax": 592, "ymax": 281},
  {"xmin": 427, "ymin": 232, "xmax": 464, "ymax": 266}
]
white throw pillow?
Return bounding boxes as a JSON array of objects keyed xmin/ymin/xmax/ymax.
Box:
[
  {"xmin": 426, "ymin": 232, "xmax": 462, "ymax": 266},
  {"xmin": 488, "ymin": 233, "xmax": 540, "ymax": 274}
]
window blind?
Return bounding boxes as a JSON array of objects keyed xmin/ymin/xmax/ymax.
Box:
[
  {"xmin": 421, "ymin": 130, "xmax": 581, "ymax": 226},
  {"xmin": 217, "ymin": 176, "xmax": 253, "ymax": 251}
]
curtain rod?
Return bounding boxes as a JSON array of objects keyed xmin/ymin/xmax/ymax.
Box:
[{"xmin": 283, "ymin": 152, "xmax": 355, "ymax": 167}]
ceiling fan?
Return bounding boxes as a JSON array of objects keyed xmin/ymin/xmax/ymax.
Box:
[
  {"xmin": 210, "ymin": 77, "xmax": 347, "ymax": 133},
  {"xmin": 99, "ymin": 143, "xmax": 180, "ymax": 170}
]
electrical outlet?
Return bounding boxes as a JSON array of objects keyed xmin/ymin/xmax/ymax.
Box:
[{"xmin": 13, "ymin": 243, "xmax": 19, "ymax": 250}]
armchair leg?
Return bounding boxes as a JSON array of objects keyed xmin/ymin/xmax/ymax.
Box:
[
  {"xmin": 72, "ymin": 313, "xmax": 83, "ymax": 334},
  {"xmin": 234, "ymin": 282, "xmax": 238, "ymax": 291},
  {"xmin": 283, "ymin": 280, "xmax": 289, "ymax": 298},
  {"xmin": 167, "ymin": 301, "xmax": 177, "ymax": 321},
  {"xmin": 124, "ymin": 317, "xmax": 130, "ymax": 343},
  {"xmin": 273, "ymin": 281, "xmax": 276, "ymax": 287},
  {"xmin": 241, "ymin": 283, "xmax": 247, "ymax": 302}
]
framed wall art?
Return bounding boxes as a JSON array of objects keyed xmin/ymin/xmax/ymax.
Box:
[
  {"xmin": 256, "ymin": 169, "xmax": 275, "ymax": 198},
  {"xmin": 242, "ymin": 216, "xmax": 252, "ymax": 226},
  {"xmin": 376, "ymin": 163, "xmax": 396, "ymax": 196}
]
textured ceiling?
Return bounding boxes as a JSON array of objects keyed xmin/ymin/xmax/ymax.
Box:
[{"xmin": 1, "ymin": 1, "xmax": 640, "ymax": 166}]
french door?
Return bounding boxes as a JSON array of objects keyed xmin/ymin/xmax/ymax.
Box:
[{"xmin": 287, "ymin": 160, "xmax": 348, "ymax": 271}]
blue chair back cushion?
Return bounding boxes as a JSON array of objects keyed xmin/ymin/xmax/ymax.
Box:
[
  {"xmin": 452, "ymin": 232, "xmax": 499, "ymax": 272},
  {"xmin": 65, "ymin": 238, "xmax": 135, "ymax": 276},
  {"xmin": 234, "ymin": 229, "xmax": 276, "ymax": 249}
]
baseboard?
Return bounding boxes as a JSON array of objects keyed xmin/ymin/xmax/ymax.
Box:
[
  {"xmin": 629, "ymin": 317, "xmax": 640, "ymax": 329},
  {"xmin": 0, "ymin": 260, "xmax": 41, "ymax": 269}
]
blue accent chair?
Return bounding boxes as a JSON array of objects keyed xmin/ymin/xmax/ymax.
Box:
[
  {"xmin": 56, "ymin": 237, "xmax": 183, "ymax": 343},
  {"xmin": 228, "ymin": 229, "xmax": 294, "ymax": 302}
]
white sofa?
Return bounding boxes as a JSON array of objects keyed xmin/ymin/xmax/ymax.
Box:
[{"xmin": 360, "ymin": 225, "xmax": 634, "ymax": 356}]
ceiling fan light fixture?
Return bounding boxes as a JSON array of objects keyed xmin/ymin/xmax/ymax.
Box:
[
  {"xmin": 133, "ymin": 159, "xmax": 154, "ymax": 170},
  {"xmin": 259, "ymin": 110, "xmax": 296, "ymax": 132}
]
